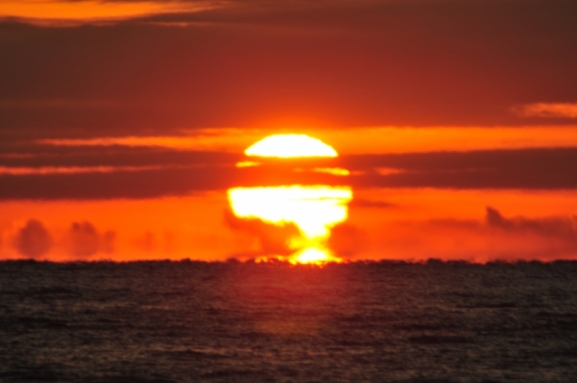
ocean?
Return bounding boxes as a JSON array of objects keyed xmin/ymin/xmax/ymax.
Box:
[{"xmin": 1, "ymin": 260, "xmax": 576, "ymax": 382}]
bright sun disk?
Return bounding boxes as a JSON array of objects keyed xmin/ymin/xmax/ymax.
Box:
[{"xmin": 245, "ymin": 134, "xmax": 338, "ymax": 158}]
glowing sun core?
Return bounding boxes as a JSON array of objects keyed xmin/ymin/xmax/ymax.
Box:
[
  {"xmin": 245, "ymin": 134, "xmax": 338, "ymax": 158},
  {"xmin": 229, "ymin": 133, "xmax": 351, "ymax": 265}
]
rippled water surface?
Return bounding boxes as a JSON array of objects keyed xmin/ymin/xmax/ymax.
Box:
[{"xmin": 1, "ymin": 260, "xmax": 577, "ymax": 382}]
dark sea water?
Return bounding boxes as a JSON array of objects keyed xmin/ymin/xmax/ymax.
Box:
[{"xmin": 1, "ymin": 260, "xmax": 577, "ymax": 383}]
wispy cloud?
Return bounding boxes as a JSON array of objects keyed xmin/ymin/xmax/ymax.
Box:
[
  {"xmin": 36, "ymin": 126, "xmax": 577, "ymax": 155},
  {"xmin": 0, "ymin": 165, "xmax": 168, "ymax": 175},
  {"xmin": 38, "ymin": 131, "xmax": 263, "ymax": 152},
  {"xmin": 39, "ymin": 137, "xmax": 214, "ymax": 150},
  {"xmin": 514, "ymin": 103, "xmax": 577, "ymax": 119},
  {"xmin": 0, "ymin": 0, "xmax": 221, "ymax": 25}
]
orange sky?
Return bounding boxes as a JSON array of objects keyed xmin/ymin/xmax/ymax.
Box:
[
  {"xmin": 1, "ymin": 187, "xmax": 576, "ymax": 263},
  {"xmin": 1, "ymin": 0, "xmax": 577, "ymax": 263}
]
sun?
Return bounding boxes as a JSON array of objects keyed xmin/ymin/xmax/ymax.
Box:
[
  {"xmin": 245, "ymin": 134, "xmax": 338, "ymax": 158},
  {"xmin": 229, "ymin": 133, "xmax": 351, "ymax": 265}
]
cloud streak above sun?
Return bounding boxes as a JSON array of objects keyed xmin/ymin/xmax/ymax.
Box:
[{"xmin": 35, "ymin": 126, "xmax": 577, "ymax": 155}]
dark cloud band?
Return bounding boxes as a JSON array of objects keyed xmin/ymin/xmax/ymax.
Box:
[
  {"xmin": 0, "ymin": 147, "xmax": 576, "ymax": 199},
  {"xmin": 1, "ymin": 0, "xmax": 577, "ymax": 135}
]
